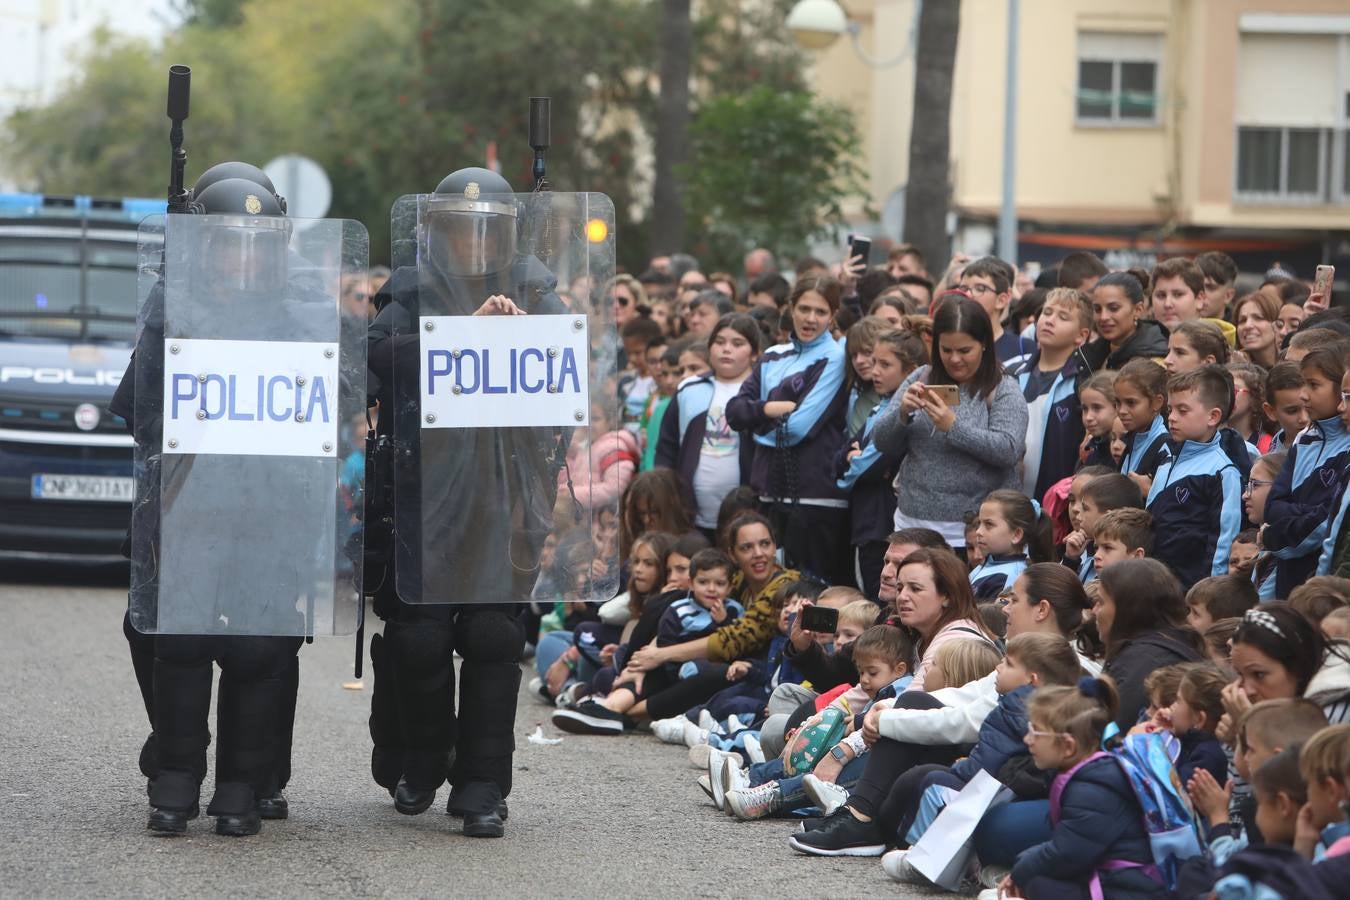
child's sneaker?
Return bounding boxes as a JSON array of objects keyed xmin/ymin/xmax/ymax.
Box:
[
  {"xmin": 550, "ymin": 699, "xmax": 624, "ymax": 735},
  {"xmin": 707, "ymin": 749, "xmax": 737, "ymax": 810},
  {"xmin": 725, "ymin": 715, "xmax": 747, "ymax": 735},
  {"xmin": 978, "ymin": 865, "xmax": 1011, "ymax": 889},
  {"xmin": 742, "ymin": 733, "xmax": 766, "ymax": 764},
  {"xmin": 696, "ymin": 774, "xmax": 715, "ymax": 804},
  {"xmin": 651, "ymin": 716, "xmax": 689, "ymax": 744},
  {"xmin": 880, "ymin": 849, "xmax": 929, "ymax": 885},
  {"xmin": 688, "ymin": 743, "xmax": 713, "ymax": 769},
  {"xmin": 682, "ymin": 721, "xmax": 710, "ymax": 750},
  {"xmin": 802, "ymin": 773, "xmax": 849, "ymax": 816},
  {"xmin": 697, "ymin": 709, "xmax": 720, "ymax": 735},
  {"xmin": 555, "ymin": 682, "xmax": 588, "ymax": 710},
  {"xmin": 976, "ymin": 891, "xmax": 999, "ymax": 900},
  {"xmin": 726, "ymin": 782, "xmax": 783, "ymax": 821},
  {"xmin": 787, "ymin": 807, "xmax": 885, "ymax": 856},
  {"xmin": 721, "ymin": 756, "xmax": 750, "ymax": 797},
  {"xmin": 527, "ymin": 677, "xmax": 551, "ymax": 705}
]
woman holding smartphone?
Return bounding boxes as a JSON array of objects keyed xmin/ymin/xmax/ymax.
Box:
[{"xmin": 871, "ymin": 296, "xmax": 1029, "ymax": 556}]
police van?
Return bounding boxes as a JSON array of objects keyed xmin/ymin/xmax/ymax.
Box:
[{"xmin": 0, "ymin": 193, "xmax": 164, "ymax": 561}]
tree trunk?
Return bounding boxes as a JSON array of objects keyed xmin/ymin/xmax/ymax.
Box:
[
  {"xmin": 903, "ymin": 0, "xmax": 960, "ymax": 276},
  {"xmin": 650, "ymin": 0, "xmax": 692, "ymax": 258}
]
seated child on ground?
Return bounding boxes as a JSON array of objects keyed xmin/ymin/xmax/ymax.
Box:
[
  {"xmin": 1166, "ymin": 664, "xmax": 1230, "ymax": 788},
  {"xmin": 1297, "ymin": 723, "xmax": 1350, "ymax": 860},
  {"xmin": 716, "ymin": 625, "xmax": 912, "ymax": 821}
]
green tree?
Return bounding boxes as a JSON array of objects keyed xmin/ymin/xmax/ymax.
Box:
[{"xmin": 682, "ymin": 86, "xmax": 871, "ymax": 272}]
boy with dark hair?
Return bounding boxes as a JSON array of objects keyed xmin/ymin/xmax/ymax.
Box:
[
  {"xmin": 1147, "ymin": 365, "xmax": 1244, "ymax": 588},
  {"xmin": 896, "ymin": 274, "xmax": 935, "ymax": 311},
  {"xmin": 1263, "ymin": 361, "xmax": 1310, "ymax": 452},
  {"xmin": 960, "ymin": 256, "xmax": 1029, "ymax": 363},
  {"xmin": 1056, "ymin": 251, "xmax": 1109, "ymax": 292},
  {"xmin": 1014, "ymin": 288, "xmax": 1094, "ymax": 499},
  {"xmin": 1196, "ymin": 251, "xmax": 1239, "ymax": 319},
  {"xmin": 747, "ymin": 272, "xmax": 790, "ymax": 311},
  {"xmin": 1063, "ymin": 473, "xmax": 1145, "ymax": 582}
]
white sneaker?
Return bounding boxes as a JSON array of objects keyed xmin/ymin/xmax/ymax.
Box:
[
  {"xmin": 726, "ymin": 782, "xmax": 783, "ymax": 820},
  {"xmin": 978, "ymin": 865, "xmax": 1011, "ymax": 889},
  {"xmin": 802, "ymin": 773, "xmax": 850, "ymax": 816},
  {"xmin": 976, "ymin": 891, "xmax": 999, "ymax": 900},
  {"xmin": 651, "ymin": 716, "xmax": 689, "ymax": 744},
  {"xmin": 696, "ymin": 774, "xmax": 715, "ymax": 803},
  {"xmin": 555, "ymin": 682, "xmax": 587, "ymax": 709},
  {"xmin": 697, "ymin": 709, "xmax": 719, "ymax": 734},
  {"xmin": 880, "ymin": 849, "xmax": 930, "ymax": 885},
  {"xmin": 723, "ymin": 758, "xmax": 750, "ymax": 796},
  {"xmin": 682, "ymin": 721, "xmax": 710, "ymax": 749},
  {"xmin": 707, "ymin": 749, "xmax": 735, "ymax": 810},
  {"xmin": 688, "ymin": 743, "xmax": 713, "ymax": 769},
  {"xmin": 528, "ymin": 677, "xmax": 551, "ymax": 705},
  {"xmin": 742, "ymin": 733, "xmax": 766, "ymax": 764},
  {"xmin": 725, "ymin": 715, "xmax": 747, "ymax": 735}
]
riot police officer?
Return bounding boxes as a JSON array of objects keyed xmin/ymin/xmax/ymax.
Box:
[
  {"xmin": 366, "ymin": 167, "xmax": 569, "ymax": 837},
  {"xmin": 113, "ymin": 162, "xmax": 299, "ymax": 825}
]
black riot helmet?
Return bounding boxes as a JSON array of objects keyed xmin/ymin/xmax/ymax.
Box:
[
  {"xmin": 191, "ymin": 160, "xmax": 288, "ymax": 213},
  {"xmin": 424, "ymin": 167, "xmax": 518, "ymax": 278},
  {"xmin": 191, "ymin": 177, "xmax": 289, "ymax": 297}
]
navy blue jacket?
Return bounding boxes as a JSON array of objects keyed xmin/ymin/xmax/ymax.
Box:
[
  {"xmin": 726, "ymin": 332, "xmax": 849, "ymax": 502},
  {"xmin": 969, "ymin": 553, "xmax": 1029, "ymax": 600},
  {"xmin": 654, "ymin": 373, "xmax": 755, "ymax": 512},
  {"xmin": 835, "ymin": 393, "xmax": 901, "ymax": 545},
  {"xmin": 1014, "ymin": 350, "xmax": 1089, "ymax": 501},
  {"xmin": 1147, "ymin": 434, "xmax": 1243, "ymax": 589},
  {"xmin": 1105, "ymin": 628, "xmax": 1206, "ymax": 733},
  {"xmin": 1264, "ymin": 414, "xmax": 1350, "ymax": 597},
  {"xmin": 1081, "ymin": 434, "xmax": 1115, "ymax": 469},
  {"xmin": 951, "ymin": 683, "xmax": 1033, "ymax": 784},
  {"xmin": 1175, "ymin": 728, "xmax": 1227, "ymax": 789},
  {"xmin": 1012, "ymin": 755, "xmax": 1165, "ymax": 897}
]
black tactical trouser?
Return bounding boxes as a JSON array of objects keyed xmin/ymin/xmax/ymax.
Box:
[
  {"xmin": 369, "ymin": 581, "xmax": 525, "ymax": 804},
  {"xmin": 124, "ymin": 610, "xmax": 299, "ymax": 792},
  {"xmin": 147, "ymin": 631, "xmax": 302, "ymax": 815}
]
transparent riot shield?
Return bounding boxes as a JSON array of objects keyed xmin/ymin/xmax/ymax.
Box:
[
  {"xmin": 385, "ymin": 190, "xmax": 620, "ymax": 605},
  {"xmin": 128, "ymin": 213, "xmax": 369, "ymax": 635}
]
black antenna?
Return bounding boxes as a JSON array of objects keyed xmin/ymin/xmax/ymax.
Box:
[
  {"xmin": 166, "ymin": 65, "xmax": 191, "ymax": 213},
  {"xmin": 529, "ymin": 97, "xmax": 550, "ymax": 192}
]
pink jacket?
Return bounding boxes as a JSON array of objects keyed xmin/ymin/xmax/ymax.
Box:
[
  {"xmin": 907, "ymin": 618, "xmax": 993, "ymax": 692},
  {"xmin": 558, "ymin": 429, "xmax": 639, "ymax": 510}
]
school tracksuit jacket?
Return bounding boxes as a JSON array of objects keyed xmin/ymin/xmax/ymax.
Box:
[
  {"xmin": 1014, "ymin": 351, "xmax": 1087, "ymax": 502},
  {"xmin": 1264, "ymin": 414, "xmax": 1350, "ymax": 597},
  {"xmin": 835, "ymin": 391, "xmax": 901, "ymax": 547},
  {"xmin": 1147, "ymin": 433, "xmax": 1243, "ymax": 589},
  {"xmin": 1120, "ymin": 414, "xmax": 1170, "ymax": 478}
]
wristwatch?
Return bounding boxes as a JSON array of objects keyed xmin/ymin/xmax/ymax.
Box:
[{"xmin": 830, "ymin": 744, "xmax": 850, "ymax": 763}]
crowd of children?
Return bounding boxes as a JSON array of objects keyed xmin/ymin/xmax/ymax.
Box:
[{"xmin": 524, "ymin": 247, "xmax": 1350, "ymax": 899}]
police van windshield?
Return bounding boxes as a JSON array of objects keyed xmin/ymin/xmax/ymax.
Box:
[{"xmin": 0, "ymin": 237, "xmax": 138, "ymax": 343}]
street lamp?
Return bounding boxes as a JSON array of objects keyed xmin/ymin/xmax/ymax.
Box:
[{"xmin": 786, "ymin": 0, "xmax": 915, "ymax": 68}]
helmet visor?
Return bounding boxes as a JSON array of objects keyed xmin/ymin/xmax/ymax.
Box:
[
  {"xmin": 425, "ymin": 209, "xmax": 516, "ymax": 278},
  {"xmin": 202, "ymin": 224, "xmax": 288, "ymax": 295}
]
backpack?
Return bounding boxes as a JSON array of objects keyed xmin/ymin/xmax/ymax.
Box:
[{"xmin": 1050, "ymin": 731, "xmax": 1202, "ymax": 895}]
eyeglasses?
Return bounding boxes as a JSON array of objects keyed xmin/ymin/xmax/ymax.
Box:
[
  {"xmin": 994, "ymin": 589, "xmax": 1014, "ymax": 608},
  {"xmin": 1242, "ymin": 478, "xmax": 1274, "ymax": 497},
  {"xmin": 964, "ymin": 283, "xmax": 998, "ymax": 296},
  {"xmin": 1025, "ymin": 727, "xmax": 1067, "ymax": 741},
  {"xmin": 613, "ymin": 295, "xmax": 632, "ymax": 307}
]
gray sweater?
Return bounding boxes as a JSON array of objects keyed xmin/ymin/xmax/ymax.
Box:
[{"xmin": 873, "ymin": 366, "xmax": 1029, "ymax": 525}]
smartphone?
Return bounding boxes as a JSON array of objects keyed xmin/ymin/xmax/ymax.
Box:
[
  {"xmin": 848, "ymin": 235, "xmax": 871, "ymax": 268},
  {"xmin": 799, "ymin": 605, "xmax": 839, "ymax": 634},
  {"xmin": 1315, "ymin": 264, "xmax": 1335, "ymax": 297},
  {"xmin": 926, "ymin": 383, "xmax": 960, "ymax": 407}
]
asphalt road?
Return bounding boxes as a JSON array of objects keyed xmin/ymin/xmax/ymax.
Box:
[{"xmin": 0, "ymin": 564, "xmax": 938, "ymax": 898}]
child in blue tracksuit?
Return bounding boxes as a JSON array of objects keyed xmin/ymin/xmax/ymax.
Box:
[
  {"xmin": 1264, "ymin": 349, "xmax": 1350, "ymax": 596},
  {"xmin": 726, "ymin": 276, "xmax": 851, "ymax": 585},
  {"xmin": 968, "ymin": 489, "xmax": 1049, "ymax": 599},
  {"xmin": 1114, "ymin": 359, "xmax": 1172, "ymax": 478},
  {"xmin": 1147, "ymin": 366, "xmax": 1243, "ymax": 590},
  {"xmin": 837, "ymin": 329, "xmax": 916, "ymax": 600},
  {"xmin": 1013, "ymin": 289, "xmax": 1093, "ymax": 502}
]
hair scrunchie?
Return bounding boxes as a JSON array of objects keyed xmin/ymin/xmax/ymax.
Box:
[
  {"xmin": 1077, "ymin": 675, "xmax": 1102, "ymax": 699},
  {"xmin": 1029, "ymin": 498, "xmax": 1042, "ymax": 518}
]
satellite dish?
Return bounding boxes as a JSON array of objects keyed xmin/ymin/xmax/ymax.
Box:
[{"xmin": 263, "ymin": 154, "xmax": 331, "ymax": 226}]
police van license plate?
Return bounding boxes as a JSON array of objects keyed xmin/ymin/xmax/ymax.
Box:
[{"xmin": 31, "ymin": 474, "xmax": 134, "ymax": 502}]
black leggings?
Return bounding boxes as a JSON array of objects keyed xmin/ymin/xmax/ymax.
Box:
[
  {"xmin": 643, "ymin": 664, "xmax": 731, "ymax": 721},
  {"xmin": 845, "ymin": 692, "xmax": 964, "ymax": 837}
]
